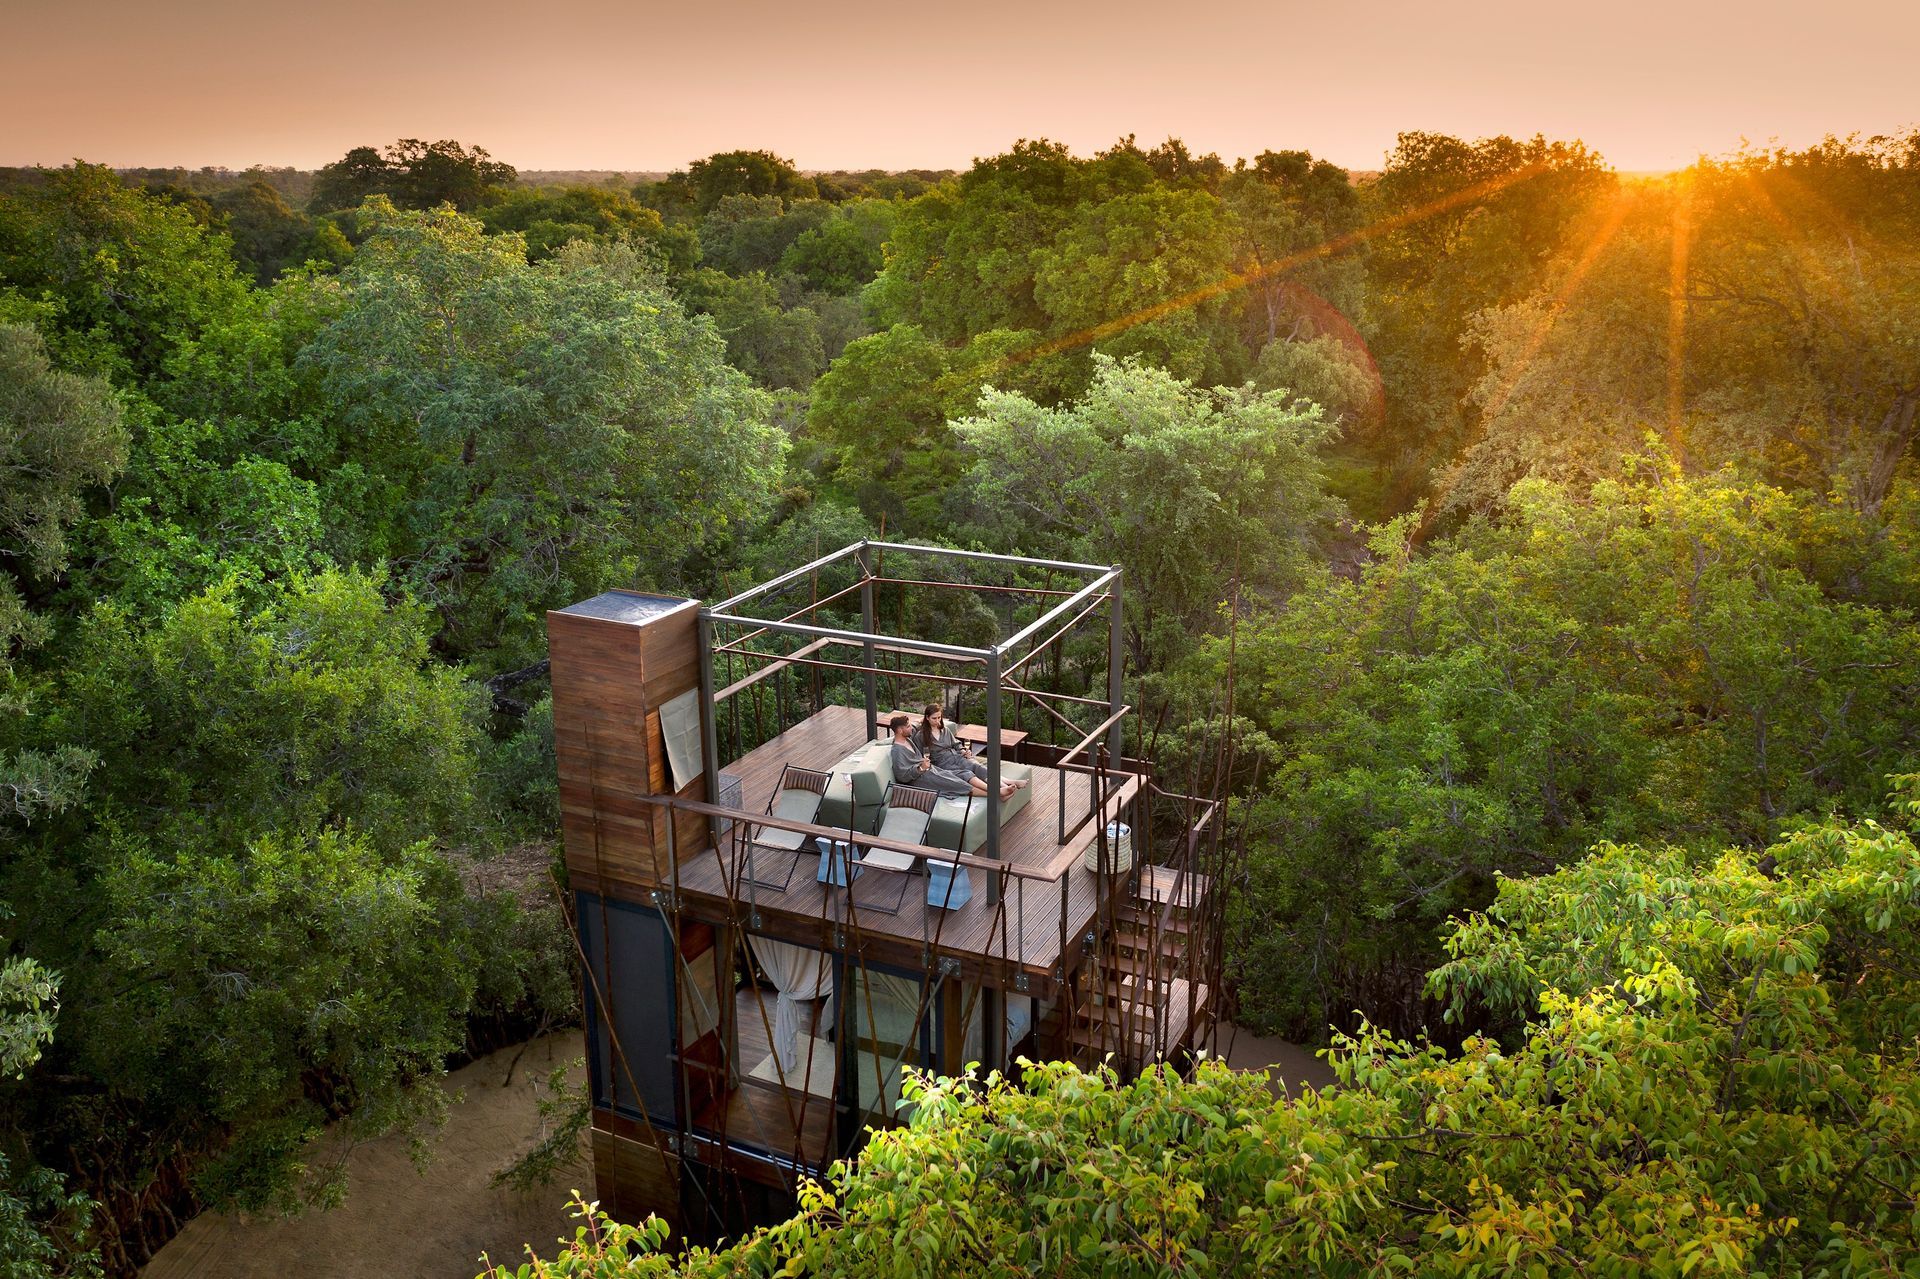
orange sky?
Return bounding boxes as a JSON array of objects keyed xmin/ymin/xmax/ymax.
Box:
[{"xmin": 3, "ymin": 0, "xmax": 1912, "ymax": 174}]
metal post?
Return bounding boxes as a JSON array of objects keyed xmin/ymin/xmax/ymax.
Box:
[
  {"xmin": 857, "ymin": 542, "xmax": 878, "ymax": 738},
  {"xmin": 697, "ymin": 609, "xmax": 721, "ymax": 803},
  {"xmin": 984, "ymin": 645, "xmax": 1002, "ymax": 904},
  {"xmin": 982, "ymin": 987, "xmax": 1004, "ymax": 1076},
  {"xmin": 1107, "ymin": 566, "xmax": 1126, "ymax": 761}
]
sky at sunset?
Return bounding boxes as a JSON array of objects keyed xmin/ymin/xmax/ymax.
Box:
[{"xmin": 4, "ymin": 0, "xmax": 1913, "ymax": 174}]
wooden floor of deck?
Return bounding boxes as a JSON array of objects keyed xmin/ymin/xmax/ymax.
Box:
[{"xmin": 672, "ymin": 705, "xmax": 1136, "ymax": 987}]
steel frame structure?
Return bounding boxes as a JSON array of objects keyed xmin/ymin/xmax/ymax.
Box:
[{"xmin": 698, "ymin": 540, "xmax": 1126, "ymax": 869}]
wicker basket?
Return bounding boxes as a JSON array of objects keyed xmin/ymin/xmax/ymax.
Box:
[{"xmin": 1082, "ymin": 821, "xmax": 1133, "ymax": 875}]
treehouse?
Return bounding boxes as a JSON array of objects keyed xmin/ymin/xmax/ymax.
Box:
[{"xmin": 547, "ymin": 542, "xmax": 1226, "ymax": 1235}]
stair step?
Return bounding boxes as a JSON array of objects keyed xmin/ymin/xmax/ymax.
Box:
[
  {"xmin": 1065, "ymin": 979, "xmax": 1211, "ymax": 1070},
  {"xmin": 1135, "ymin": 866, "xmax": 1210, "ymax": 912},
  {"xmin": 1110, "ymin": 931, "xmax": 1193, "ymax": 961},
  {"xmin": 1113, "ymin": 907, "xmax": 1194, "ymax": 932},
  {"xmin": 1091, "ymin": 951, "xmax": 1178, "ymax": 982}
]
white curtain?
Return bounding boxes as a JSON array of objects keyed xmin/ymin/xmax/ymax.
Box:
[{"xmin": 748, "ymin": 937, "xmax": 832, "ymax": 1073}]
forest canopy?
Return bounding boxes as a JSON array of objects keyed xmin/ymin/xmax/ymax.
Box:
[{"xmin": 1, "ymin": 126, "xmax": 1917, "ymax": 1276}]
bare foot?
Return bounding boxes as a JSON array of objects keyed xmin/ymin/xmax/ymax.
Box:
[
  {"xmin": 1000, "ymin": 782, "xmax": 1019, "ymax": 799},
  {"xmin": 1010, "ymin": 778, "xmax": 1030, "ymax": 791}
]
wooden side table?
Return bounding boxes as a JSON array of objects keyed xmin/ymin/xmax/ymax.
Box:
[{"xmin": 952, "ymin": 722, "xmax": 1030, "ymax": 751}]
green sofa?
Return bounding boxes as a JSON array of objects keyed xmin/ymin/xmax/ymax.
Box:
[
  {"xmin": 817, "ymin": 738, "xmax": 893, "ymax": 834},
  {"xmin": 815, "ymin": 734, "xmax": 1033, "ymax": 855}
]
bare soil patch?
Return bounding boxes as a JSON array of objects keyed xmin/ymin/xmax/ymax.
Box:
[{"xmin": 141, "ymin": 1033, "xmax": 589, "ymax": 1279}]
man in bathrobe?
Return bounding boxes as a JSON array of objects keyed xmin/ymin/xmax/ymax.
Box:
[{"xmin": 888, "ymin": 714, "xmax": 1015, "ymax": 800}]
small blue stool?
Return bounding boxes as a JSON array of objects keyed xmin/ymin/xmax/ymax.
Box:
[
  {"xmin": 926, "ymin": 858, "xmax": 972, "ymax": 909},
  {"xmin": 816, "ymin": 837, "xmax": 861, "ymax": 887}
]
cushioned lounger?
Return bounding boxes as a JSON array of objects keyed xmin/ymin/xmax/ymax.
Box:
[
  {"xmin": 853, "ymin": 785, "xmax": 936, "ymax": 916},
  {"xmin": 741, "ymin": 765, "xmax": 831, "ymax": 891}
]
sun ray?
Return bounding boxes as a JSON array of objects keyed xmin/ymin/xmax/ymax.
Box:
[
  {"xmin": 1666, "ymin": 174, "xmax": 1694, "ymax": 468},
  {"xmin": 1478, "ymin": 187, "xmax": 1636, "ymax": 423},
  {"xmin": 1400, "ymin": 186, "xmax": 1636, "ymax": 542},
  {"xmin": 1741, "ymin": 167, "xmax": 1859, "ymax": 312},
  {"xmin": 995, "ymin": 162, "xmax": 1554, "ymax": 372}
]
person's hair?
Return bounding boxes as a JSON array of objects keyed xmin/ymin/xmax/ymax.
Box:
[
  {"xmin": 888, "ymin": 714, "xmax": 910, "ymax": 733},
  {"xmin": 920, "ymin": 703, "xmax": 942, "ymax": 745}
]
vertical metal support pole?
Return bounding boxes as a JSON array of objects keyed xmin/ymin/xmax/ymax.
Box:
[
  {"xmin": 857, "ymin": 542, "xmax": 878, "ymax": 738},
  {"xmin": 697, "ymin": 609, "xmax": 720, "ymax": 804},
  {"xmin": 982, "ymin": 985, "xmax": 1004, "ymax": 1077},
  {"xmin": 984, "ymin": 645, "xmax": 1003, "ymax": 897},
  {"xmin": 1107, "ymin": 566, "xmax": 1126, "ymax": 761}
]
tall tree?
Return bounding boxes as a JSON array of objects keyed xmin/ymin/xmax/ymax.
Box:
[
  {"xmin": 1362, "ymin": 133, "xmax": 1615, "ymax": 483},
  {"xmin": 474, "ymin": 186, "xmax": 698, "ymax": 269},
  {"xmin": 683, "ymin": 150, "xmax": 816, "ymax": 215},
  {"xmin": 303, "ymin": 202, "xmax": 782, "ymax": 666},
  {"xmin": 956, "ymin": 355, "xmax": 1340, "ymax": 669},
  {"xmin": 0, "ymin": 324, "xmax": 127, "ymax": 663},
  {"xmin": 308, "ymin": 140, "xmax": 515, "ymax": 214},
  {"xmin": 1032, "ymin": 186, "xmax": 1247, "ymax": 385},
  {"xmin": 0, "ymin": 164, "xmax": 251, "ymax": 382},
  {"xmin": 1447, "ymin": 135, "xmax": 1920, "ymax": 517}
]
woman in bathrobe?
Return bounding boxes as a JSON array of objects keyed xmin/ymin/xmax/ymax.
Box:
[{"xmin": 887, "ymin": 714, "xmax": 1016, "ymax": 800}]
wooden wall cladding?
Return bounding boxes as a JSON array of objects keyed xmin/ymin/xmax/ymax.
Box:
[
  {"xmin": 550, "ymin": 594, "xmax": 708, "ymax": 897},
  {"xmin": 590, "ymin": 1125, "xmax": 682, "ymax": 1231}
]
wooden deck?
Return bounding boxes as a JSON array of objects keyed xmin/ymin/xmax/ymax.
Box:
[{"xmin": 664, "ymin": 705, "xmax": 1139, "ymax": 995}]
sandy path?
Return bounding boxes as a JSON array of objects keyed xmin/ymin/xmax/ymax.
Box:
[{"xmin": 142, "ymin": 1033, "xmax": 591, "ymax": 1279}]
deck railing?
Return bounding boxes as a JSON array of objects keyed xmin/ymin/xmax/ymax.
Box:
[{"xmin": 1055, "ymin": 704, "xmax": 1132, "ymax": 844}]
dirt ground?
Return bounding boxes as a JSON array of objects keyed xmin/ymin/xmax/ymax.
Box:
[
  {"xmin": 1217, "ymin": 1021, "xmax": 1339, "ymax": 1095},
  {"xmin": 141, "ymin": 1033, "xmax": 591, "ymax": 1279},
  {"xmin": 142, "ymin": 1023, "xmax": 1329, "ymax": 1278}
]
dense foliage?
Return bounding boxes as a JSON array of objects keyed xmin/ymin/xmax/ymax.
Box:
[
  {"xmin": 1, "ymin": 124, "xmax": 1916, "ymax": 1275},
  {"xmin": 488, "ymin": 782, "xmax": 1920, "ymax": 1277},
  {"xmin": 1187, "ymin": 463, "xmax": 1920, "ymax": 1035}
]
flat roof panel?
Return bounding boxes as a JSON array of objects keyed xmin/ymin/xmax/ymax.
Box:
[{"xmin": 557, "ymin": 591, "xmax": 692, "ymax": 625}]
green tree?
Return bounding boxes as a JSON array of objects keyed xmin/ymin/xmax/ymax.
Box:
[
  {"xmin": 805, "ymin": 323, "xmax": 955, "ymax": 526},
  {"xmin": 1248, "ymin": 332, "xmax": 1375, "ymax": 428},
  {"xmin": 7, "ymin": 571, "xmax": 496, "ymax": 1215},
  {"xmin": 309, "ymin": 139, "xmax": 516, "ymax": 214},
  {"xmin": 1450, "ymin": 138, "xmax": 1920, "ymax": 516},
  {"xmin": 871, "ymin": 140, "xmax": 1097, "ymax": 340},
  {"xmin": 474, "ymin": 186, "xmax": 699, "ymax": 270},
  {"xmin": 1032, "ymin": 186, "xmax": 1247, "ymax": 385},
  {"xmin": 208, "ymin": 178, "xmax": 334, "ymax": 284},
  {"xmin": 1220, "ymin": 151, "xmax": 1368, "ymax": 406},
  {"xmin": 61, "ymin": 273, "xmax": 343, "ymax": 620},
  {"xmin": 696, "ymin": 195, "xmax": 832, "ymax": 276},
  {"xmin": 679, "ymin": 270, "xmax": 825, "ymax": 390},
  {"xmin": 1362, "ymin": 132, "xmax": 1615, "ymax": 484},
  {"xmin": 0, "ymin": 324, "xmax": 127, "ymax": 662},
  {"xmin": 1198, "ymin": 465, "xmax": 1920, "ymax": 1037},
  {"xmin": 90, "ymin": 825, "xmax": 475, "ymax": 1212},
  {"xmin": 957, "ymin": 355, "xmax": 1340, "ymax": 669},
  {"xmin": 303, "ymin": 202, "xmax": 782, "ymax": 666},
  {"xmin": 0, "ymin": 164, "xmax": 251, "ymax": 382},
  {"xmin": 682, "ymin": 150, "xmax": 816, "ymax": 215},
  {"xmin": 779, "ymin": 200, "xmax": 895, "ymax": 295}
]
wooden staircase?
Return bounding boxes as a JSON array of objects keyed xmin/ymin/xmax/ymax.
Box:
[{"xmin": 1063, "ymin": 865, "xmax": 1214, "ymax": 1076}]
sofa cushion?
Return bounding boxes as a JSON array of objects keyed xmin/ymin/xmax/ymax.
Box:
[
  {"xmin": 818, "ymin": 739, "xmax": 892, "ymax": 832},
  {"xmin": 925, "ymin": 761, "xmax": 1033, "ymax": 853}
]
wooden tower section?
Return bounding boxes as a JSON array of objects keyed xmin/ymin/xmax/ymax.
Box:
[
  {"xmin": 550, "ymin": 591, "xmax": 707, "ymax": 898},
  {"xmin": 545, "ymin": 547, "xmax": 1228, "ymax": 1241},
  {"xmin": 548, "ymin": 590, "xmax": 715, "ymax": 1229}
]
